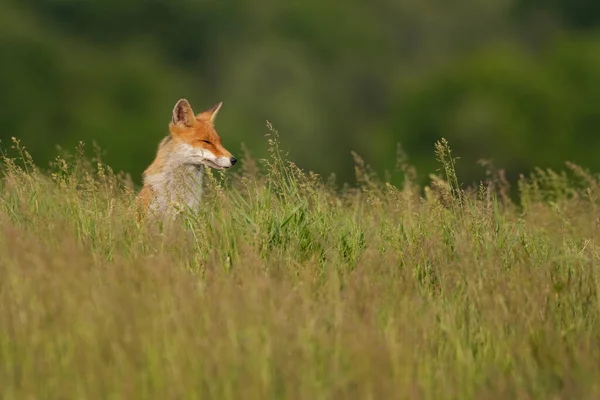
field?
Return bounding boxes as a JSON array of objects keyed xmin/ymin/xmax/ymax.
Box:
[{"xmin": 1, "ymin": 128, "xmax": 599, "ymax": 399}]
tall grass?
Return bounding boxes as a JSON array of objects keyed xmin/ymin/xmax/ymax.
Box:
[{"xmin": 0, "ymin": 127, "xmax": 599, "ymax": 399}]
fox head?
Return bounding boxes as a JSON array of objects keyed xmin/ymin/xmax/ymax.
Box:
[{"xmin": 168, "ymin": 98, "xmax": 236, "ymax": 170}]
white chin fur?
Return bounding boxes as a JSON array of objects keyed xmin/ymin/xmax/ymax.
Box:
[
  {"xmin": 209, "ymin": 157, "xmax": 233, "ymax": 169},
  {"xmin": 177, "ymin": 144, "xmax": 231, "ymax": 170}
]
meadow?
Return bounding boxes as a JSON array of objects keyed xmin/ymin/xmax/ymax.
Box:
[{"xmin": 0, "ymin": 127, "xmax": 599, "ymax": 399}]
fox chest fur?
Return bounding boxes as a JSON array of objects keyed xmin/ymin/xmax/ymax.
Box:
[{"xmin": 142, "ymin": 141, "xmax": 206, "ymax": 216}]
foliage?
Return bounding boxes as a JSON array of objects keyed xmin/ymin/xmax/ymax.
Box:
[
  {"xmin": 1, "ymin": 132, "xmax": 599, "ymax": 398},
  {"xmin": 388, "ymin": 36, "xmax": 600, "ymax": 186},
  {"xmin": 2, "ymin": 0, "xmax": 600, "ymax": 189}
]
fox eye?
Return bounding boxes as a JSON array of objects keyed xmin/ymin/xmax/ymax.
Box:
[{"xmin": 201, "ymin": 140, "xmax": 212, "ymax": 145}]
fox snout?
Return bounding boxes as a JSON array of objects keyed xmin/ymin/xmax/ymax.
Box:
[
  {"xmin": 214, "ymin": 143, "xmax": 236, "ymax": 169},
  {"xmin": 223, "ymin": 157, "xmax": 237, "ymax": 168},
  {"xmin": 218, "ymin": 156, "xmax": 237, "ymax": 169},
  {"xmin": 218, "ymin": 155, "xmax": 237, "ymax": 169},
  {"xmin": 198, "ymin": 150, "xmax": 236, "ymax": 170}
]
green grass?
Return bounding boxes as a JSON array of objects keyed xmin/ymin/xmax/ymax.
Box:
[{"xmin": 0, "ymin": 128, "xmax": 599, "ymax": 399}]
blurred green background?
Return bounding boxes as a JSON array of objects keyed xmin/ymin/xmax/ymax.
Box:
[{"xmin": 1, "ymin": 0, "xmax": 600, "ymax": 188}]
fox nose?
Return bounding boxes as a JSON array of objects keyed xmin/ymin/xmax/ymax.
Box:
[{"xmin": 230, "ymin": 157, "xmax": 237, "ymax": 166}]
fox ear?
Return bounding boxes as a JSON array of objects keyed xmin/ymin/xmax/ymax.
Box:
[
  {"xmin": 197, "ymin": 102, "xmax": 223, "ymax": 124},
  {"xmin": 171, "ymin": 99, "xmax": 196, "ymax": 128}
]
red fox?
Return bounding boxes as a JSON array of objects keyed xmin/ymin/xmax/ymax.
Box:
[{"xmin": 137, "ymin": 99, "xmax": 236, "ymax": 218}]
